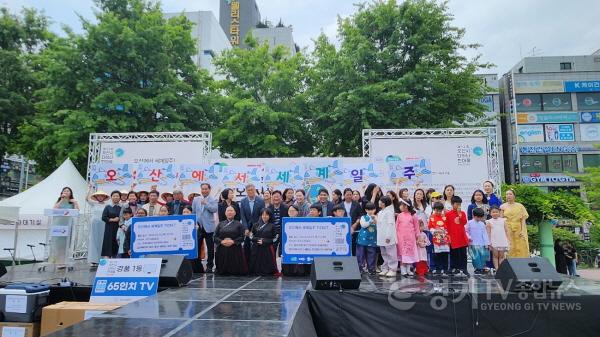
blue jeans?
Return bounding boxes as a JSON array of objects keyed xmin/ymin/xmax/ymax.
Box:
[{"xmin": 567, "ymin": 259, "xmax": 578, "ymax": 276}]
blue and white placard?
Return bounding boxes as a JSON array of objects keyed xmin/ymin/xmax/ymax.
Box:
[
  {"xmin": 90, "ymin": 258, "xmax": 162, "ymax": 303},
  {"xmin": 281, "ymin": 217, "xmax": 351, "ymax": 264},
  {"xmin": 130, "ymin": 215, "xmax": 197, "ymax": 259}
]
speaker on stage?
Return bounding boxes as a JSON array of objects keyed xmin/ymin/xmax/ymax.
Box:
[
  {"xmin": 495, "ymin": 257, "xmax": 563, "ymax": 292},
  {"xmin": 146, "ymin": 254, "xmax": 193, "ymax": 287},
  {"xmin": 311, "ymin": 256, "xmax": 361, "ymax": 290},
  {"xmin": 0, "ymin": 264, "xmax": 6, "ymax": 278}
]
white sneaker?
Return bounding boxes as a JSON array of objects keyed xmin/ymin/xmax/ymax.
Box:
[
  {"xmin": 378, "ymin": 270, "xmax": 389, "ymax": 276},
  {"xmin": 407, "ymin": 271, "xmax": 414, "ymax": 276},
  {"xmin": 385, "ymin": 271, "xmax": 397, "ymax": 277}
]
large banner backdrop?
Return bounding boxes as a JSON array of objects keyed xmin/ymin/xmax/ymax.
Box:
[{"xmin": 90, "ymin": 146, "xmax": 493, "ymax": 204}]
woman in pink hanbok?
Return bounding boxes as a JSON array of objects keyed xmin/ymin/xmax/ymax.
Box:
[{"xmin": 396, "ymin": 199, "xmax": 420, "ymax": 277}]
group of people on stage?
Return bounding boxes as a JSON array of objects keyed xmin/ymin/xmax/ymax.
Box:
[
  {"xmin": 59, "ymin": 179, "xmax": 530, "ymax": 278},
  {"xmin": 348, "ymin": 181, "xmax": 529, "ymax": 278}
]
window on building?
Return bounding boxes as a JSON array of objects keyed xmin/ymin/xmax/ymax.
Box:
[
  {"xmin": 583, "ymin": 154, "xmax": 600, "ymax": 168},
  {"xmin": 515, "ymin": 94, "xmax": 542, "ymax": 112},
  {"xmin": 520, "ymin": 154, "xmax": 578, "ymax": 173},
  {"xmin": 542, "ymin": 93, "xmax": 572, "ymax": 111},
  {"xmin": 548, "ymin": 186, "xmax": 579, "ymax": 195},
  {"xmin": 520, "ymin": 155, "xmax": 547, "ymax": 173},
  {"xmin": 560, "ymin": 62, "xmax": 572, "ymax": 70},
  {"xmin": 547, "ymin": 155, "xmax": 563, "ymax": 173},
  {"xmin": 562, "ymin": 154, "xmax": 578, "ymax": 173},
  {"xmin": 577, "ymin": 92, "xmax": 600, "ymax": 110}
]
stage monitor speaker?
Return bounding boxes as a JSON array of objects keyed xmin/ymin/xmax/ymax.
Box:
[
  {"xmin": 0, "ymin": 264, "xmax": 6, "ymax": 278},
  {"xmin": 146, "ymin": 254, "xmax": 192, "ymax": 287},
  {"xmin": 495, "ymin": 257, "xmax": 563, "ymax": 292},
  {"xmin": 311, "ymin": 256, "xmax": 361, "ymax": 290}
]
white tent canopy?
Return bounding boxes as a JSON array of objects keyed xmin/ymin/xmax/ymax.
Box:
[
  {"xmin": 0, "ymin": 158, "xmax": 87, "ymax": 213},
  {"xmin": 0, "ymin": 158, "xmax": 88, "ymax": 260}
]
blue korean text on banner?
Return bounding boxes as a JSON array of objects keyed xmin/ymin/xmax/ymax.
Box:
[
  {"xmin": 90, "ymin": 258, "xmax": 162, "ymax": 303},
  {"xmin": 281, "ymin": 217, "xmax": 352, "ymax": 264},
  {"xmin": 564, "ymin": 80, "xmax": 600, "ymax": 92},
  {"xmin": 130, "ymin": 214, "xmax": 197, "ymax": 259}
]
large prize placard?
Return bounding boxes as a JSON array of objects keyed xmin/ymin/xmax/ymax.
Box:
[
  {"xmin": 90, "ymin": 258, "xmax": 161, "ymax": 303},
  {"xmin": 130, "ymin": 215, "xmax": 197, "ymax": 259},
  {"xmin": 281, "ymin": 217, "xmax": 351, "ymax": 264}
]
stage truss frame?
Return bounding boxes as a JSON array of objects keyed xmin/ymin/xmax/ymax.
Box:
[
  {"xmin": 72, "ymin": 132, "xmax": 212, "ymax": 259},
  {"xmin": 362, "ymin": 127, "xmax": 502, "ymax": 193}
]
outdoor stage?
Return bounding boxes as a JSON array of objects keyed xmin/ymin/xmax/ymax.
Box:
[{"xmin": 2, "ymin": 261, "xmax": 600, "ymax": 337}]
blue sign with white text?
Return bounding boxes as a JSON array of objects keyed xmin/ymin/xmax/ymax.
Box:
[
  {"xmin": 90, "ymin": 258, "xmax": 162, "ymax": 303},
  {"xmin": 580, "ymin": 111, "xmax": 600, "ymax": 123},
  {"xmin": 131, "ymin": 215, "xmax": 197, "ymax": 259},
  {"xmin": 519, "ymin": 146, "xmax": 579, "ymax": 154},
  {"xmin": 564, "ymin": 80, "xmax": 600, "ymax": 92},
  {"xmin": 282, "ymin": 217, "xmax": 352, "ymax": 264}
]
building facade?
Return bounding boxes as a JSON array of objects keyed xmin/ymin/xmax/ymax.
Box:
[
  {"xmin": 163, "ymin": 11, "xmax": 231, "ymax": 75},
  {"xmin": 219, "ymin": 0, "xmax": 261, "ymax": 48},
  {"xmin": 499, "ymin": 52, "xmax": 600, "ymax": 192},
  {"xmin": 252, "ymin": 26, "xmax": 297, "ymax": 56}
]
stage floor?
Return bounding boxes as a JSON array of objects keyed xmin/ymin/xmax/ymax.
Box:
[{"xmin": 3, "ymin": 261, "xmax": 600, "ymax": 337}]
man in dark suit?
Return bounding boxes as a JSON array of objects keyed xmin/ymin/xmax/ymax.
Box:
[
  {"xmin": 166, "ymin": 190, "xmax": 188, "ymax": 215},
  {"xmin": 341, "ymin": 188, "xmax": 363, "ymax": 255},
  {"xmin": 317, "ymin": 188, "xmax": 335, "ymax": 217},
  {"xmin": 268, "ymin": 190, "xmax": 289, "ymax": 256},
  {"xmin": 240, "ymin": 183, "xmax": 265, "ymax": 264}
]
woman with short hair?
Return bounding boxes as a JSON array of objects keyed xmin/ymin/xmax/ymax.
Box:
[
  {"xmin": 214, "ymin": 206, "xmax": 247, "ymax": 275},
  {"xmin": 101, "ymin": 190, "xmax": 122, "ymax": 258}
]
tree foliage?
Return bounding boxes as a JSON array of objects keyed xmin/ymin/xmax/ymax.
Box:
[
  {"xmin": 0, "ymin": 7, "xmax": 52, "ymax": 158},
  {"xmin": 306, "ymin": 0, "xmax": 489, "ymax": 156},
  {"xmin": 503, "ymin": 184, "xmax": 595, "ymax": 225},
  {"xmin": 16, "ymin": 0, "xmax": 215, "ymax": 175},
  {"xmin": 212, "ymin": 34, "xmax": 313, "ymax": 157}
]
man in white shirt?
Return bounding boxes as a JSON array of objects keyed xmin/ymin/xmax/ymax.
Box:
[{"xmin": 142, "ymin": 190, "xmax": 161, "ymax": 216}]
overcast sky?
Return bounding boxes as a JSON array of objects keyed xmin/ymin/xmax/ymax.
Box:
[{"xmin": 4, "ymin": 0, "xmax": 600, "ymax": 74}]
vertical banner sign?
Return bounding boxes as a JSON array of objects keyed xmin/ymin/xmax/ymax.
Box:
[
  {"xmin": 229, "ymin": 1, "xmax": 240, "ymax": 46},
  {"xmin": 90, "ymin": 164, "xmax": 135, "ymax": 192},
  {"xmin": 303, "ymin": 160, "xmax": 344, "ymax": 201},
  {"xmin": 133, "ymin": 164, "xmax": 179, "ymax": 192},
  {"xmin": 130, "ymin": 215, "xmax": 198, "ymax": 259},
  {"xmin": 281, "ymin": 217, "xmax": 351, "ymax": 264},
  {"xmin": 263, "ymin": 164, "xmax": 305, "ymax": 192},
  {"xmin": 90, "ymin": 258, "xmax": 162, "ymax": 303}
]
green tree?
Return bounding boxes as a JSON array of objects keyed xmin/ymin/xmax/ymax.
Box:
[
  {"xmin": 0, "ymin": 7, "xmax": 52, "ymax": 158},
  {"xmin": 576, "ymin": 145, "xmax": 600, "ymax": 210},
  {"xmin": 16, "ymin": 0, "xmax": 215, "ymax": 175},
  {"xmin": 212, "ymin": 34, "xmax": 313, "ymax": 157},
  {"xmin": 307, "ymin": 0, "xmax": 489, "ymax": 156},
  {"xmin": 504, "ymin": 184, "xmax": 594, "ymax": 225}
]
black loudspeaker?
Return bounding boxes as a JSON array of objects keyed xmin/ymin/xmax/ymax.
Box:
[
  {"xmin": 0, "ymin": 264, "xmax": 6, "ymax": 278},
  {"xmin": 311, "ymin": 256, "xmax": 361, "ymax": 290},
  {"xmin": 146, "ymin": 254, "xmax": 193, "ymax": 287},
  {"xmin": 495, "ymin": 257, "xmax": 563, "ymax": 292}
]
